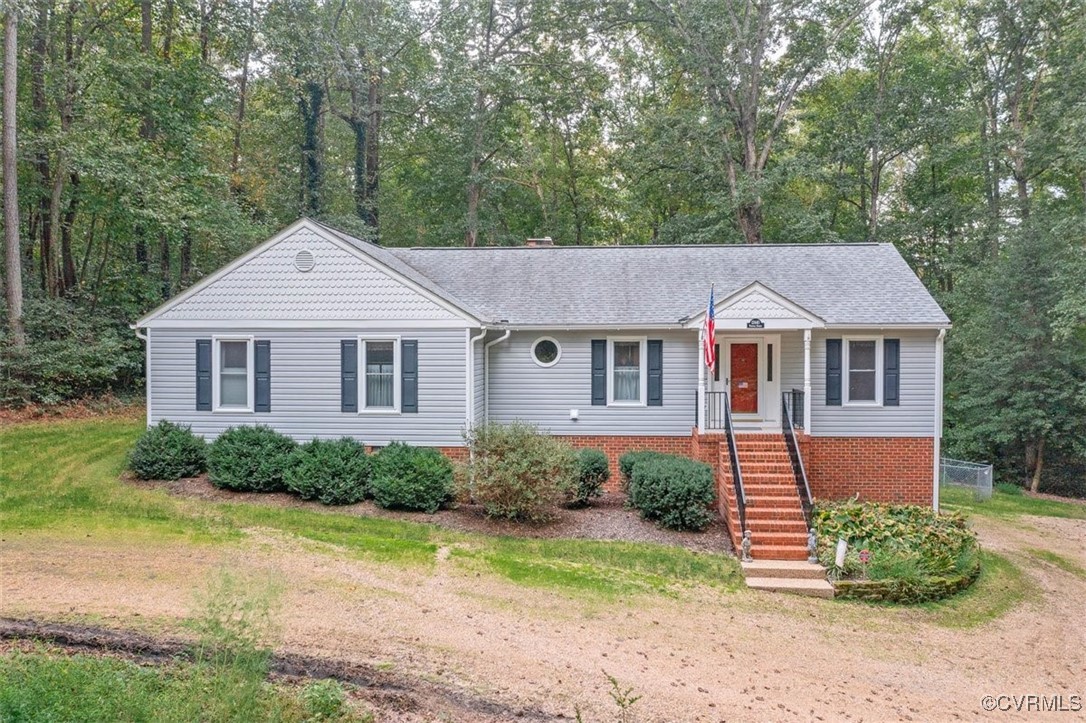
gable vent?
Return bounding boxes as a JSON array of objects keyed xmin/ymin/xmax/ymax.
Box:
[{"xmin": 294, "ymin": 249, "xmax": 315, "ymax": 272}]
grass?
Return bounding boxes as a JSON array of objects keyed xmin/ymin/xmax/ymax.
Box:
[
  {"xmin": 940, "ymin": 484, "xmax": 1086, "ymax": 521},
  {"xmin": 0, "ymin": 415, "xmax": 740, "ymax": 598},
  {"xmin": 914, "ymin": 551, "xmax": 1035, "ymax": 628},
  {"xmin": 1025, "ymin": 548, "xmax": 1086, "ymax": 580}
]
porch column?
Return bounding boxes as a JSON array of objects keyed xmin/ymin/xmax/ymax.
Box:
[
  {"xmin": 803, "ymin": 328, "xmax": 812, "ymax": 433},
  {"xmin": 697, "ymin": 327, "xmax": 706, "ymax": 432}
]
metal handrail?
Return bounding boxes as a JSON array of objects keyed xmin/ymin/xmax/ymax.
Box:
[
  {"xmin": 722, "ymin": 392, "xmax": 747, "ymax": 532},
  {"xmin": 781, "ymin": 391, "xmax": 813, "ymax": 527}
]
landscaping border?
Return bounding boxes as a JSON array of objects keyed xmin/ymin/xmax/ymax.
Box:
[{"xmin": 832, "ymin": 560, "xmax": 982, "ymax": 604}]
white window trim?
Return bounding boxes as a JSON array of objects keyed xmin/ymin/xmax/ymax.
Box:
[
  {"xmin": 530, "ymin": 336, "xmax": 562, "ymax": 368},
  {"xmin": 843, "ymin": 335, "xmax": 883, "ymax": 406},
  {"xmin": 359, "ymin": 335, "xmax": 401, "ymax": 414},
  {"xmin": 212, "ymin": 335, "xmax": 255, "ymax": 413},
  {"xmin": 607, "ymin": 336, "xmax": 648, "ymax": 407}
]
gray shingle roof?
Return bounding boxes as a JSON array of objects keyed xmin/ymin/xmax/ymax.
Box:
[{"xmin": 379, "ymin": 242, "xmax": 949, "ymax": 327}]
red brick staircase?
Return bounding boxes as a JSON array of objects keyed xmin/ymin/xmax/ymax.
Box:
[{"xmin": 719, "ymin": 433, "xmax": 810, "ymax": 561}]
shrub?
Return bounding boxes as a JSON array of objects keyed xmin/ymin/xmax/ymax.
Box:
[
  {"xmin": 629, "ymin": 455, "xmax": 716, "ymax": 531},
  {"xmin": 128, "ymin": 421, "xmax": 207, "ymax": 481},
  {"xmin": 569, "ymin": 449, "xmax": 609, "ymax": 507},
  {"xmin": 460, "ymin": 423, "xmax": 578, "ymax": 522},
  {"xmin": 207, "ymin": 426, "xmax": 297, "ymax": 492},
  {"xmin": 370, "ymin": 442, "xmax": 454, "ymax": 513},
  {"xmin": 284, "ymin": 438, "xmax": 370, "ymax": 505},
  {"xmin": 618, "ymin": 451, "xmax": 669, "ymax": 490},
  {"xmin": 812, "ymin": 500, "xmax": 980, "ymax": 584}
]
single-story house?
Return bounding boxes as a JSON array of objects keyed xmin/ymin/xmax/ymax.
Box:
[{"xmin": 134, "ymin": 218, "xmax": 950, "ymax": 559}]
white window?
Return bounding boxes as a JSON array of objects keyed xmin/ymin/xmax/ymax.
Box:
[
  {"xmin": 608, "ymin": 337, "xmax": 647, "ymax": 405},
  {"xmin": 530, "ymin": 336, "xmax": 561, "ymax": 367},
  {"xmin": 213, "ymin": 336, "xmax": 254, "ymax": 412},
  {"xmin": 361, "ymin": 337, "xmax": 400, "ymax": 412},
  {"xmin": 844, "ymin": 336, "xmax": 882, "ymax": 405}
]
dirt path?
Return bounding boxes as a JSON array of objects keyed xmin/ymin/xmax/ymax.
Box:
[{"xmin": 3, "ymin": 514, "xmax": 1085, "ymax": 722}]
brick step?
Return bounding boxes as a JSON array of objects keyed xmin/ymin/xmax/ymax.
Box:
[
  {"xmin": 745, "ymin": 507, "xmax": 806, "ymax": 521},
  {"xmin": 750, "ymin": 544, "xmax": 810, "ymax": 561},
  {"xmin": 735, "ymin": 445, "xmax": 788, "ymax": 454},
  {"xmin": 742, "ymin": 560, "xmax": 825, "ymax": 580},
  {"xmin": 744, "ymin": 495, "xmax": 805, "ymax": 506},
  {"xmin": 749, "ymin": 530, "xmax": 809, "ymax": 545},
  {"xmin": 739, "ymin": 462, "xmax": 795, "ymax": 473},
  {"xmin": 743, "ymin": 485, "xmax": 801, "ymax": 497},
  {"xmin": 733, "ymin": 433, "xmax": 787, "ymax": 441},
  {"xmin": 745, "ymin": 577, "xmax": 834, "ymax": 598},
  {"xmin": 742, "ymin": 472, "xmax": 797, "ymax": 483},
  {"xmin": 745, "ymin": 519, "xmax": 809, "ymax": 533},
  {"xmin": 734, "ymin": 452, "xmax": 791, "ymax": 462}
]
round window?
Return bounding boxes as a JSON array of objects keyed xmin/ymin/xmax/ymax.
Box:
[{"xmin": 531, "ymin": 337, "xmax": 561, "ymax": 367}]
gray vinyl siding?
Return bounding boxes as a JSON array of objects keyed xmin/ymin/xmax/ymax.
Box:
[
  {"xmin": 809, "ymin": 329, "xmax": 937, "ymax": 437},
  {"xmin": 488, "ymin": 331, "xmax": 698, "ymax": 435},
  {"xmin": 149, "ymin": 328, "xmax": 467, "ymax": 446},
  {"xmin": 778, "ymin": 331, "xmax": 805, "ymax": 394},
  {"xmin": 472, "ymin": 333, "xmax": 485, "ymax": 427}
]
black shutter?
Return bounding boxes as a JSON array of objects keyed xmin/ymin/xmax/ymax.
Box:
[
  {"xmin": 401, "ymin": 339, "xmax": 418, "ymax": 413},
  {"xmin": 341, "ymin": 340, "xmax": 358, "ymax": 413},
  {"xmin": 254, "ymin": 340, "xmax": 271, "ymax": 413},
  {"xmin": 591, "ymin": 339, "xmax": 606, "ymax": 405},
  {"xmin": 826, "ymin": 338, "xmax": 842, "ymax": 406},
  {"xmin": 647, "ymin": 339, "xmax": 663, "ymax": 407},
  {"xmin": 196, "ymin": 339, "xmax": 212, "ymax": 411},
  {"xmin": 713, "ymin": 344, "xmax": 720, "ymax": 382},
  {"xmin": 884, "ymin": 338, "xmax": 900, "ymax": 406}
]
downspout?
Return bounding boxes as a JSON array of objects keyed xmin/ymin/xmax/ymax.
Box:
[
  {"xmin": 933, "ymin": 328, "xmax": 947, "ymax": 512},
  {"xmin": 131, "ymin": 325, "xmax": 150, "ymax": 428},
  {"xmin": 466, "ymin": 327, "xmax": 487, "ymax": 431},
  {"xmin": 483, "ymin": 329, "xmax": 512, "ymax": 422}
]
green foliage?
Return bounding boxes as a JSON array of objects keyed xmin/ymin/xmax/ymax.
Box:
[
  {"xmin": 460, "ymin": 423, "xmax": 579, "ymax": 523},
  {"xmin": 618, "ymin": 451, "xmax": 670, "ymax": 490},
  {"xmin": 300, "ymin": 680, "xmax": 349, "ymax": 721},
  {"xmin": 994, "ymin": 482, "xmax": 1023, "ymax": 496},
  {"xmin": 628, "ymin": 455, "xmax": 716, "ymax": 532},
  {"xmin": 128, "ymin": 421, "xmax": 207, "ymax": 481},
  {"xmin": 570, "ymin": 449, "xmax": 609, "ymax": 507},
  {"xmin": 370, "ymin": 442, "xmax": 454, "ymax": 513},
  {"xmin": 0, "ymin": 297, "xmax": 143, "ymax": 407},
  {"xmin": 207, "ymin": 426, "xmax": 297, "ymax": 493},
  {"xmin": 284, "ymin": 438, "xmax": 370, "ymax": 506},
  {"xmin": 813, "ymin": 500, "xmax": 980, "ymax": 589}
]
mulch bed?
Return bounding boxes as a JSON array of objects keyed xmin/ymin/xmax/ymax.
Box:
[{"xmin": 137, "ymin": 474, "xmax": 734, "ymax": 555}]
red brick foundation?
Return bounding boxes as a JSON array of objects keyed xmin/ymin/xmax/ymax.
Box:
[
  {"xmin": 557, "ymin": 435, "xmax": 696, "ymax": 492},
  {"xmin": 796, "ymin": 434, "xmax": 934, "ymax": 505}
]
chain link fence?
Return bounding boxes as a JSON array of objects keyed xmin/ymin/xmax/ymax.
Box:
[{"xmin": 940, "ymin": 457, "xmax": 994, "ymax": 501}]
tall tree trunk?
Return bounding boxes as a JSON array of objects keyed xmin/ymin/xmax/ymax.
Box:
[
  {"xmin": 30, "ymin": 0, "xmax": 54, "ymax": 294},
  {"xmin": 59, "ymin": 172, "xmax": 79, "ymax": 293},
  {"xmin": 159, "ymin": 0, "xmax": 174, "ymax": 300},
  {"xmin": 134, "ymin": 0, "xmax": 152, "ymax": 272},
  {"xmin": 737, "ymin": 201, "xmax": 763, "ymax": 245},
  {"xmin": 299, "ymin": 80, "xmax": 324, "ymax": 216},
  {"xmin": 3, "ymin": 9, "xmax": 25, "ymax": 347},
  {"xmin": 350, "ymin": 117, "xmax": 367, "ymax": 221},
  {"xmin": 229, "ymin": 0, "xmax": 255, "ymax": 191},
  {"xmin": 179, "ymin": 228, "xmax": 192, "ymax": 287},
  {"xmin": 1028, "ymin": 436, "xmax": 1045, "ymax": 493},
  {"xmin": 365, "ymin": 69, "xmax": 381, "ymax": 231}
]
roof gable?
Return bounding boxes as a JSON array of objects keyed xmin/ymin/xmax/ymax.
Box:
[
  {"xmin": 136, "ymin": 220, "xmax": 480, "ymax": 327},
  {"xmin": 686, "ymin": 282, "xmax": 824, "ymax": 330}
]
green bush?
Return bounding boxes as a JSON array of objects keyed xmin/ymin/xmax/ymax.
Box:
[
  {"xmin": 370, "ymin": 442, "xmax": 454, "ymax": 513},
  {"xmin": 460, "ymin": 423, "xmax": 579, "ymax": 522},
  {"xmin": 128, "ymin": 421, "xmax": 207, "ymax": 480},
  {"xmin": 629, "ymin": 454, "xmax": 716, "ymax": 531},
  {"xmin": 618, "ymin": 451, "xmax": 670, "ymax": 489},
  {"xmin": 813, "ymin": 500, "xmax": 980, "ymax": 586},
  {"xmin": 569, "ymin": 449, "xmax": 609, "ymax": 507},
  {"xmin": 284, "ymin": 438, "xmax": 369, "ymax": 505},
  {"xmin": 207, "ymin": 426, "xmax": 297, "ymax": 492},
  {"xmin": 995, "ymin": 482, "xmax": 1023, "ymax": 496},
  {"xmin": 0, "ymin": 296, "xmax": 143, "ymax": 407}
]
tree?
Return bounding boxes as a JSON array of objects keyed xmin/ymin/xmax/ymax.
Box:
[{"xmin": 3, "ymin": 7, "xmax": 25, "ymax": 347}]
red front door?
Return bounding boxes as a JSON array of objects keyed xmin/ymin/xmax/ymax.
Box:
[{"xmin": 730, "ymin": 343, "xmax": 759, "ymax": 414}]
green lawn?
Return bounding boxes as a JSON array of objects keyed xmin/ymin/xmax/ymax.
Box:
[
  {"xmin": 0, "ymin": 416, "xmax": 741, "ymax": 598},
  {"xmin": 940, "ymin": 484, "xmax": 1086, "ymax": 520}
]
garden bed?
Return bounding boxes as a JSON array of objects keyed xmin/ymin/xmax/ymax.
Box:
[{"xmin": 135, "ymin": 474, "xmax": 734, "ymax": 555}]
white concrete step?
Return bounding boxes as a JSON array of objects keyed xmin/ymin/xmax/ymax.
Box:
[
  {"xmin": 744, "ymin": 577, "xmax": 834, "ymax": 599},
  {"xmin": 741, "ymin": 560, "xmax": 826, "ymax": 580}
]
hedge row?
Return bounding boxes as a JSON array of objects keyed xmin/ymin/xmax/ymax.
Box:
[{"xmin": 128, "ymin": 421, "xmax": 452, "ymax": 512}]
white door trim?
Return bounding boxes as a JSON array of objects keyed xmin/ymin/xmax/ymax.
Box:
[{"xmin": 713, "ymin": 334, "xmax": 781, "ymax": 427}]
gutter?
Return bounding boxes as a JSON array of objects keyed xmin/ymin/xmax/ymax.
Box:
[
  {"xmin": 130, "ymin": 324, "xmax": 150, "ymax": 427},
  {"xmin": 483, "ymin": 330, "xmax": 512, "ymax": 421},
  {"xmin": 466, "ymin": 327, "xmax": 488, "ymax": 431},
  {"xmin": 933, "ymin": 328, "xmax": 947, "ymax": 512}
]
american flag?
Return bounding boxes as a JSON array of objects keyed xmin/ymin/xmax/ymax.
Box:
[{"xmin": 703, "ymin": 285, "xmax": 716, "ymax": 373}]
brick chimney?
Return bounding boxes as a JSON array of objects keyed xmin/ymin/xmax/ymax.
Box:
[{"xmin": 525, "ymin": 237, "xmax": 554, "ymax": 247}]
